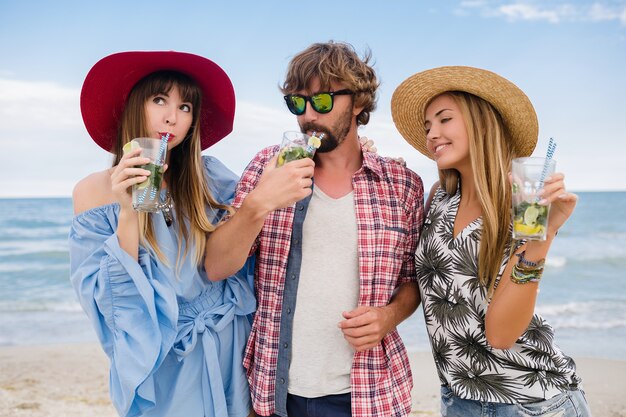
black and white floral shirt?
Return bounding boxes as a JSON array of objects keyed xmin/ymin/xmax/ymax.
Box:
[{"xmin": 416, "ymin": 186, "xmax": 581, "ymax": 403}]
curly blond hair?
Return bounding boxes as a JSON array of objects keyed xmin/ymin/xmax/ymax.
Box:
[{"xmin": 281, "ymin": 41, "xmax": 379, "ymax": 126}]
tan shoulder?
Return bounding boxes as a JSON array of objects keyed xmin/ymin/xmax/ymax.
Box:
[{"xmin": 72, "ymin": 170, "xmax": 115, "ymax": 215}]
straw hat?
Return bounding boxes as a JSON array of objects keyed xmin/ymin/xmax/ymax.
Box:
[
  {"xmin": 391, "ymin": 66, "xmax": 538, "ymax": 159},
  {"xmin": 81, "ymin": 51, "xmax": 235, "ymax": 152}
]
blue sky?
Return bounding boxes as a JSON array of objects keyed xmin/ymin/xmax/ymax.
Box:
[{"xmin": 1, "ymin": 0, "xmax": 625, "ymax": 196}]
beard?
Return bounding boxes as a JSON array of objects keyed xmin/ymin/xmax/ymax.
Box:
[{"xmin": 300, "ymin": 105, "xmax": 353, "ymax": 153}]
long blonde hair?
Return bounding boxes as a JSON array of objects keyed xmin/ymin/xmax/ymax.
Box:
[
  {"xmin": 437, "ymin": 92, "xmax": 515, "ymax": 291},
  {"xmin": 112, "ymin": 71, "xmax": 232, "ymax": 266}
]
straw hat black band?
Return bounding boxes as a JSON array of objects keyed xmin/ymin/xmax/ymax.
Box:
[{"xmin": 391, "ymin": 66, "xmax": 538, "ymax": 159}]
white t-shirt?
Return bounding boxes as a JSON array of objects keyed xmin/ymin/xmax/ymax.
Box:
[{"xmin": 288, "ymin": 186, "xmax": 360, "ymax": 397}]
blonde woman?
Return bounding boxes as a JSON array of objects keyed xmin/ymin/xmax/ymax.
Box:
[
  {"xmin": 391, "ymin": 67, "xmax": 591, "ymax": 416},
  {"xmin": 69, "ymin": 51, "xmax": 272, "ymax": 417}
]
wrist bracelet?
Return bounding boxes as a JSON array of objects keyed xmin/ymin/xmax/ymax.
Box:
[
  {"xmin": 516, "ymin": 251, "xmax": 545, "ymax": 268},
  {"xmin": 511, "ymin": 263, "xmax": 543, "ymax": 284},
  {"xmin": 511, "ymin": 251, "xmax": 545, "ymax": 284}
]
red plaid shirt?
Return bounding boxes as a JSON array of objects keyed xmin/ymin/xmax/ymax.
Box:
[{"xmin": 233, "ymin": 145, "xmax": 424, "ymax": 417}]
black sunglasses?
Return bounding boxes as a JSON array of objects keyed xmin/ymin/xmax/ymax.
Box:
[{"xmin": 284, "ymin": 89, "xmax": 354, "ymax": 115}]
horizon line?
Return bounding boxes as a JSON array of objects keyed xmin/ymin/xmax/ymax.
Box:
[{"xmin": 1, "ymin": 189, "xmax": 626, "ymax": 199}]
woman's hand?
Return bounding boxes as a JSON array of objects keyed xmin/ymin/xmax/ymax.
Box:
[
  {"xmin": 538, "ymin": 172, "xmax": 578, "ymax": 235},
  {"xmin": 110, "ymin": 148, "xmax": 152, "ymax": 210},
  {"xmin": 359, "ymin": 136, "xmax": 406, "ymax": 166},
  {"xmin": 359, "ymin": 136, "xmax": 377, "ymax": 153}
]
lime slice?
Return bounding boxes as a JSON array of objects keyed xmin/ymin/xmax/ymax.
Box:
[
  {"xmin": 523, "ymin": 205, "xmax": 540, "ymax": 225},
  {"xmin": 308, "ymin": 135, "xmax": 321, "ymax": 149},
  {"xmin": 123, "ymin": 140, "xmax": 141, "ymax": 155},
  {"xmin": 136, "ymin": 178, "xmax": 150, "ymax": 190}
]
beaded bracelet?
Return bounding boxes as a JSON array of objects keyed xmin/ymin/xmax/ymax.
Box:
[
  {"xmin": 510, "ymin": 251, "xmax": 545, "ymax": 284},
  {"xmin": 515, "ymin": 251, "xmax": 545, "ymax": 269},
  {"xmin": 511, "ymin": 264, "xmax": 543, "ymax": 284}
]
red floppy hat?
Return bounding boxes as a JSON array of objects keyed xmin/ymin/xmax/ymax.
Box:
[{"xmin": 80, "ymin": 51, "xmax": 235, "ymax": 152}]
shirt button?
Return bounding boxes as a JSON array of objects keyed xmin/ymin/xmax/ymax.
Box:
[
  {"xmin": 291, "ymin": 274, "xmax": 296, "ymax": 280},
  {"xmin": 294, "ymin": 239, "xmax": 300, "ymax": 245},
  {"xmin": 297, "ymin": 204, "xmax": 304, "ymax": 211},
  {"xmin": 283, "ymin": 342, "xmax": 289, "ymax": 348},
  {"xmin": 280, "ymin": 378, "xmax": 285, "ymax": 384},
  {"xmin": 287, "ymin": 308, "xmax": 292, "ymax": 314}
]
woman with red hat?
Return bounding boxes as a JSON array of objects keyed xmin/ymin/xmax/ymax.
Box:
[{"xmin": 69, "ymin": 51, "xmax": 259, "ymax": 417}]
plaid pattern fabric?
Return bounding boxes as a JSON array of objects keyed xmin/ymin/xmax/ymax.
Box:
[{"xmin": 233, "ymin": 145, "xmax": 424, "ymax": 417}]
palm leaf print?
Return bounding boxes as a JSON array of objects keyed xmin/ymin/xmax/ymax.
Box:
[
  {"xmin": 467, "ymin": 294, "xmax": 487, "ymax": 325},
  {"xmin": 498, "ymin": 348, "xmax": 536, "ymax": 370},
  {"xmin": 453, "ymin": 240, "xmax": 482, "ymax": 296},
  {"xmin": 519, "ymin": 316, "xmax": 555, "ymax": 354},
  {"xmin": 469, "ymin": 227, "xmax": 482, "ymax": 243},
  {"xmin": 448, "ymin": 361, "xmax": 523, "ymax": 403},
  {"xmin": 416, "ymin": 239, "xmax": 454, "ymax": 292},
  {"xmin": 426, "ymin": 285, "xmax": 471, "ymax": 331},
  {"xmin": 500, "ymin": 356, "xmax": 552, "ymax": 391},
  {"xmin": 453, "ymin": 239, "xmax": 478, "ymax": 277},
  {"xmin": 438, "ymin": 213, "xmax": 455, "ymax": 244},
  {"xmin": 449, "ymin": 328, "xmax": 500, "ymax": 372},
  {"xmin": 544, "ymin": 369, "xmax": 572, "ymax": 390},
  {"xmin": 520, "ymin": 368, "xmax": 570, "ymax": 393},
  {"xmin": 553, "ymin": 354, "xmax": 576, "ymax": 371},
  {"xmin": 519, "ymin": 346, "xmax": 554, "ymax": 367},
  {"xmin": 509, "ymin": 358, "xmax": 572, "ymax": 394},
  {"xmin": 421, "ymin": 206, "xmax": 442, "ymax": 242},
  {"xmin": 431, "ymin": 333, "xmax": 453, "ymax": 374},
  {"xmin": 423, "ymin": 190, "xmax": 444, "ymax": 230}
]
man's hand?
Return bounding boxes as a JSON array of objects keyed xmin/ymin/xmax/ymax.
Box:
[
  {"xmin": 338, "ymin": 306, "xmax": 394, "ymax": 352},
  {"xmin": 246, "ymin": 154, "xmax": 314, "ymax": 214}
]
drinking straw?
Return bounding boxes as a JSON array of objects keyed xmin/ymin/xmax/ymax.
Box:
[
  {"xmin": 138, "ymin": 133, "xmax": 169, "ymax": 205},
  {"xmin": 537, "ymin": 137, "xmax": 557, "ymax": 199},
  {"xmin": 306, "ymin": 132, "xmax": 325, "ymax": 153}
]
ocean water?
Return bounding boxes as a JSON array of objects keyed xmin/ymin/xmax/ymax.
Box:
[{"xmin": 1, "ymin": 193, "xmax": 625, "ymax": 361}]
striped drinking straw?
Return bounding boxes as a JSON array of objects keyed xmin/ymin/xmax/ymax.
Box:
[{"xmin": 537, "ymin": 137, "xmax": 557, "ymax": 200}]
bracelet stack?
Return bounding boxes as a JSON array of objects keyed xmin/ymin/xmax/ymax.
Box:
[{"xmin": 510, "ymin": 251, "xmax": 545, "ymax": 284}]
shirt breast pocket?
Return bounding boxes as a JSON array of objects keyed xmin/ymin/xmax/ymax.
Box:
[
  {"xmin": 377, "ymin": 226, "xmax": 409, "ymax": 276},
  {"xmin": 384, "ymin": 226, "xmax": 409, "ymax": 235}
]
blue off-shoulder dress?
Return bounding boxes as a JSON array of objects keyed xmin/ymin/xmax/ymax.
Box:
[{"xmin": 69, "ymin": 156, "xmax": 255, "ymax": 417}]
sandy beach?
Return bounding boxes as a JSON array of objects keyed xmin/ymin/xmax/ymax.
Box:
[{"xmin": 0, "ymin": 344, "xmax": 624, "ymax": 417}]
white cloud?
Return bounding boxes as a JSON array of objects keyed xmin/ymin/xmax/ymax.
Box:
[
  {"xmin": 497, "ymin": 4, "xmax": 564, "ymax": 23},
  {"xmin": 458, "ymin": 1, "xmax": 626, "ymax": 25},
  {"xmin": 460, "ymin": 0, "xmax": 488, "ymax": 8},
  {"xmin": 0, "ymin": 78, "xmax": 81, "ymax": 129},
  {"xmin": 589, "ymin": 3, "xmax": 626, "ymax": 24},
  {"xmin": 0, "ymin": 77, "xmax": 111, "ymax": 197}
]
